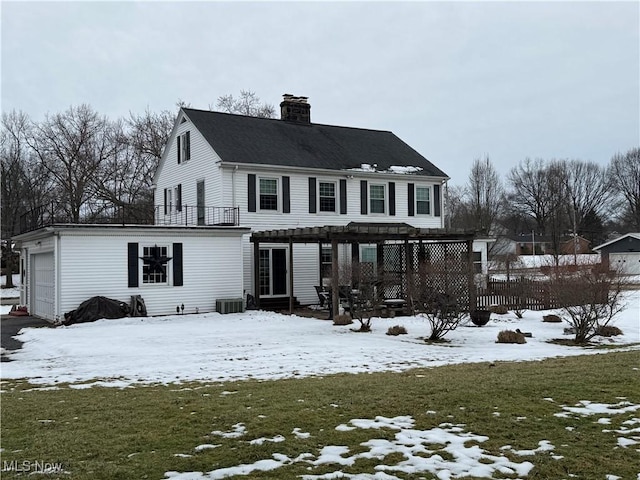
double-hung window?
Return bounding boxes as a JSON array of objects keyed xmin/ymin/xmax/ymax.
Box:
[
  {"xmin": 370, "ymin": 184, "xmax": 386, "ymax": 214},
  {"xmin": 319, "ymin": 181, "xmax": 336, "ymax": 212},
  {"xmin": 416, "ymin": 186, "xmax": 431, "ymax": 215},
  {"xmin": 259, "ymin": 178, "xmax": 278, "ymax": 211}
]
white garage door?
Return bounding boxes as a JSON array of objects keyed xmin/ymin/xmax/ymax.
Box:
[
  {"xmin": 32, "ymin": 252, "xmax": 55, "ymax": 320},
  {"xmin": 610, "ymin": 252, "xmax": 640, "ymax": 275}
]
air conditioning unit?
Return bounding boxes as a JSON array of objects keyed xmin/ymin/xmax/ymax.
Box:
[{"xmin": 216, "ymin": 298, "xmax": 244, "ymax": 314}]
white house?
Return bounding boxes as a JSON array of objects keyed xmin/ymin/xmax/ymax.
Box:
[
  {"xmin": 153, "ymin": 94, "xmax": 479, "ymax": 307},
  {"xmin": 15, "ymin": 94, "xmax": 483, "ymax": 321},
  {"xmin": 14, "ymin": 224, "xmax": 249, "ymax": 321}
]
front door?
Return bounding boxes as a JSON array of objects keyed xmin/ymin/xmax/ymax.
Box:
[{"xmin": 259, "ymin": 248, "xmax": 288, "ymax": 297}]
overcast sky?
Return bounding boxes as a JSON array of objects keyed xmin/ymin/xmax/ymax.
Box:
[{"xmin": 2, "ymin": 1, "xmax": 638, "ymax": 185}]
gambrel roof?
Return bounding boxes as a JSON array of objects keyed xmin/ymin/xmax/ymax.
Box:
[{"xmin": 182, "ymin": 108, "xmax": 448, "ymax": 178}]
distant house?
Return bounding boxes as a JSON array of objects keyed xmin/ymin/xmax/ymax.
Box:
[
  {"xmin": 490, "ymin": 234, "xmax": 590, "ymax": 257},
  {"xmin": 593, "ymin": 233, "xmax": 640, "ymax": 275}
]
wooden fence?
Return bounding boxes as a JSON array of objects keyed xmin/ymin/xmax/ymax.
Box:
[{"xmin": 476, "ymin": 278, "xmax": 558, "ymax": 311}]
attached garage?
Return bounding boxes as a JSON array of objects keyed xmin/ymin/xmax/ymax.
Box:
[
  {"xmin": 31, "ymin": 251, "xmax": 56, "ymax": 320},
  {"xmin": 15, "ymin": 224, "xmax": 250, "ymax": 322}
]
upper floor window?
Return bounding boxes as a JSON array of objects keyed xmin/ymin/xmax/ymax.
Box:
[
  {"xmin": 319, "ymin": 181, "xmax": 336, "ymax": 212},
  {"xmin": 370, "ymin": 184, "xmax": 385, "ymax": 214},
  {"xmin": 259, "ymin": 178, "xmax": 278, "ymax": 210},
  {"xmin": 416, "ymin": 186, "xmax": 431, "ymax": 215},
  {"xmin": 177, "ymin": 131, "xmax": 190, "ymax": 164}
]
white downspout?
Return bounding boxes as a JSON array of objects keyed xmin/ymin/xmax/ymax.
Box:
[{"xmin": 443, "ymin": 179, "xmax": 449, "ymax": 230}]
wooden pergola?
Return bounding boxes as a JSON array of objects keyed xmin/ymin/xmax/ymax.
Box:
[{"xmin": 250, "ymin": 222, "xmax": 476, "ymax": 318}]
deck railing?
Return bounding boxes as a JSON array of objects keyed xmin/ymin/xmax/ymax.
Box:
[
  {"xmin": 154, "ymin": 206, "xmax": 240, "ymax": 227},
  {"xmin": 18, "ymin": 202, "xmax": 240, "ymax": 234}
]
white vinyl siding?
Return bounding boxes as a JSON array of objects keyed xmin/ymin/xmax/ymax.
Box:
[
  {"xmin": 155, "ymin": 116, "xmax": 223, "ymax": 218},
  {"xmin": 19, "ymin": 228, "xmax": 246, "ymax": 319}
]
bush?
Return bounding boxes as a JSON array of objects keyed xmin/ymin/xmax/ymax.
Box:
[
  {"xmin": 496, "ymin": 330, "xmax": 527, "ymax": 344},
  {"xmin": 333, "ymin": 314, "xmax": 353, "ymax": 326},
  {"xmin": 542, "ymin": 314, "xmax": 562, "ymax": 323},
  {"xmin": 596, "ymin": 325, "xmax": 623, "ymax": 337},
  {"xmin": 489, "ymin": 305, "xmax": 509, "ymax": 315},
  {"xmin": 386, "ymin": 325, "xmax": 407, "ymax": 336}
]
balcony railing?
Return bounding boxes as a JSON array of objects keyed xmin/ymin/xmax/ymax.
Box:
[
  {"xmin": 18, "ymin": 202, "xmax": 240, "ymax": 234},
  {"xmin": 154, "ymin": 206, "xmax": 240, "ymax": 227}
]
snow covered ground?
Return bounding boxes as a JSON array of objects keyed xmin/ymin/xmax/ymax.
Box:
[
  {"xmin": 1, "ymin": 274, "xmax": 20, "ymax": 298},
  {"xmin": 2, "ymin": 280, "xmax": 639, "ymax": 480},
  {"xmin": 1, "ymin": 290, "xmax": 638, "ymax": 388}
]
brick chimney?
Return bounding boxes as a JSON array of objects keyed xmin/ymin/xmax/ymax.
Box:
[{"xmin": 280, "ymin": 94, "xmax": 311, "ymax": 124}]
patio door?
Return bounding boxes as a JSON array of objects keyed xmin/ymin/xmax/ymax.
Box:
[{"xmin": 259, "ymin": 247, "xmax": 288, "ymax": 297}]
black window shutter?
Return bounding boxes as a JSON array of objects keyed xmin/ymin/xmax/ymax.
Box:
[
  {"xmin": 282, "ymin": 176, "xmax": 290, "ymax": 213},
  {"xmin": 248, "ymin": 174, "xmax": 256, "ymax": 212},
  {"xmin": 176, "ymin": 184, "xmax": 182, "ymax": 212},
  {"xmin": 173, "ymin": 243, "xmax": 183, "ymax": 286},
  {"xmin": 408, "ymin": 183, "xmax": 415, "ymax": 217},
  {"xmin": 389, "ymin": 182, "xmax": 396, "ymax": 216},
  {"xmin": 308, "ymin": 177, "xmax": 317, "ymax": 213},
  {"xmin": 128, "ymin": 243, "xmax": 138, "ymax": 288},
  {"xmin": 177, "ymin": 135, "xmax": 181, "ymax": 164},
  {"xmin": 434, "ymin": 184, "xmax": 441, "ymax": 217},
  {"xmin": 185, "ymin": 131, "xmax": 190, "ymax": 161},
  {"xmin": 163, "ymin": 189, "xmax": 168, "ymax": 215},
  {"xmin": 339, "ymin": 179, "xmax": 347, "ymax": 214},
  {"xmin": 360, "ymin": 180, "xmax": 368, "ymax": 215}
]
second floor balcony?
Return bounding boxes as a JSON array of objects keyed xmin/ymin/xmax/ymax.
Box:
[{"xmin": 17, "ymin": 202, "xmax": 240, "ymax": 235}]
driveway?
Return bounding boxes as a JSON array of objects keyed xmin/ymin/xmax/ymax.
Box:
[{"xmin": 1, "ymin": 314, "xmax": 51, "ymax": 361}]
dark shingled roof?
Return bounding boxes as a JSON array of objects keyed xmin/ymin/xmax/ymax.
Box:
[{"xmin": 182, "ymin": 108, "xmax": 448, "ymax": 178}]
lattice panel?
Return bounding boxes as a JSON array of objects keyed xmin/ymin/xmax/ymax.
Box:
[{"xmin": 367, "ymin": 241, "xmax": 473, "ymax": 309}]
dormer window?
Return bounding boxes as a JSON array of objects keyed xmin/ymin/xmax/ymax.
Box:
[{"xmin": 177, "ymin": 131, "xmax": 190, "ymax": 164}]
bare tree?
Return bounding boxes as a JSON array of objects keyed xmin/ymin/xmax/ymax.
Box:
[
  {"xmin": 507, "ymin": 158, "xmax": 571, "ymax": 262},
  {"xmin": 548, "ymin": 263, "xmax": 626, "ymax": 344},
  {"xmin": 93, "ymin": 109, "xmax": 174, "ymax": 222},
  {"xmin": 507, "ymin": 158, "xmax": 555, "ymax": 235},
  {"xmin": 545, "ymin": 160, "xmax": 570, "ymax": 262},
  {"xmin": 444, "ymin": 184, "xmax": 469, "ymax": 231},
  {"xmin": 1, "ymin": 110, "xmax": 32, "ymax": 238},
  {"xmin": 214, "ymin": 90, "xmax": 276, "ymax": 118},
  {"xmin": 1, "ymin": 110, "xmax": 55, "ymax": 286},
  {"xmin": 466, "ymin": 155, "xmax": 503, "ymax": 235},
  {"xmin": 560, "ymin": 159, "xmax": 611, "ymax": 252},
  {"xmin": 609, "ymin": 147, "xmax": 640, "ymax": 230},
  {"xmin": 2, "ymin": 111, "xmax": 55, "ymax": 234},
  {"xmin": 27, "ymin": 105, "xmax": 119, "ymax": 222}
]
